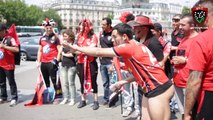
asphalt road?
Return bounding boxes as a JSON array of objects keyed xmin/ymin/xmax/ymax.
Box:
[{"xmin": 0, "ymin": 61, "xmax": 181, "ymax": 120}]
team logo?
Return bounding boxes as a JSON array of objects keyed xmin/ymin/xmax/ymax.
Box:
[
  {"xmin": 108, "ymin": 36, "xmax": 112, "ymax": 41},
  {"xmin": 43, "ymin": 45, "xmax": 50, "ymax": 54},
  {"xmin": 0, "ymin": 51, "xmax": 4, "ymax": 60},
  {"xmin": 50, "ymin": 36, "xmax": 55, "ymax": 44},
  {"xmin": 192, "ymin": 6, "xmax": 208, "ymax": 25}
]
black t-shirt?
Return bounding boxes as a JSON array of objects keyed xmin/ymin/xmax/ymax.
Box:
[
  {"xmin": 99, "ymin": 31, "xmax": 113, "ymax": 65},
  {"xmin": 143, "ymin": 36, "xmax": 164, "ymax": 62},
  {"xmin": 170, "ymin": 30, "xmax": 184, "ymax": 58},
  {"xmin": 61, "ymin": 47, "xmax": 76, "ymax": 67}
]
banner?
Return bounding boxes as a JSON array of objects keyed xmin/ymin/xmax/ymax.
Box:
[
  {"xmin": 7, "ymin": 24, "xmax": 20, "ymax": 45},
  {"xmin": 25, "ymin": 68, "xmax": 47, "ymax": 106},
  {"xmin": 84, "ymin": 56, "xmax": 92, "ymax": 93}
]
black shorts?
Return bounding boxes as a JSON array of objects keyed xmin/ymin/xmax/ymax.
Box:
[
  {"xmin": 144, "ymin": 80, "xmax": 172, "ymax": 98},
  {"xmin": 193, "ymin": 90, "xmax": 213, "ymax": 120}
]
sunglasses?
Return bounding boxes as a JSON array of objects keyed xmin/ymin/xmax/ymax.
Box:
[{"xmin": 172, "ymin": 18, "xmax": 180, "ymax": 22}]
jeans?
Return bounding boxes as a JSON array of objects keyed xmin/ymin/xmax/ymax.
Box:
[
  {"xmin": 121, "ymin": 70, "xmax": 134, "ymax": 109},
  {"xmin": 100, "ymin": 64, "xmax": 112, "ymax": 102},
  {"xmin": 60, "ymin": 66, "xmax": 77, "ymax": 100},
  {"xmin": 0, "ymin": 67, "xmax": 18, "ymax": 100},
  {"xmin": 132, "ymin": 82, "xmax": 141, "ymax": 113}
]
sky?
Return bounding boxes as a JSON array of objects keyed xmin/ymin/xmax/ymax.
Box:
[{"xmin": 24, "ymin": 0, "xmax": 198, "ymax": 8}]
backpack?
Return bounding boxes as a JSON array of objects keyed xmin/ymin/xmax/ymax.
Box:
[
  {"xmin": 5, "ymin": 37, "xmax": 21, "ymax": 65},
  {"xmin": 42, "ymin": 87, "xmax": 55, "ymax": 104}
]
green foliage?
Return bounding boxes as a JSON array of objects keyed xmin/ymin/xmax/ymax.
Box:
[
  {"xmin": 182, "ymin": 6, "xmax": 191, "ymax": 14},
  {"xmin": 0, "ymin": 0, "xmax": 62, "ymax": 29},
  {"xmin": 107, "ymin": 13, "xmax": 114, "ymax": 20}
]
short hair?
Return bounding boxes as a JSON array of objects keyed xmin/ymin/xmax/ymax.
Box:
[
  {"xmin": 126, "ymin": 14, "xmax": 135, "ymax": 23},
  {"xmin": 113, "ymin": 23, "xmax": 133, "ymax": 39},
  {"xmin": 62, "ymin": 29, "xmax": 75, "ymax": 41},
  {"xmin": 193, "ymin": 0, "xmax": 213, "ymax": 15},
  {"xmin": 173, "ymin": 14, "xmax": 182, "ymax": 19},
  {"xmin": 102, "ymin": 17, "xmax": 112, "ymax": 25},
  {"xmin": 181, "ymin": 13, "xmax": 194, "ymax": 25}
]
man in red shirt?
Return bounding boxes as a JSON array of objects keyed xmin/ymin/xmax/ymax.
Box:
[
  {"xmin": 0, "ymin": 23, "xmax": 19, "ymax": 106},
  {"xmin": 63, "ymin": 23, "xmax": 174, "ymax": 120},
  {"xmin": 171, "ymin": 14, "xmax": 198, "ymax": 119},
  {"xmin": 37, "ymin": 19, "xmax": 61, "ymax": 95},
  {"xmin": 184, "ymin": 1, "xmax": 213, "ymax": 120}
]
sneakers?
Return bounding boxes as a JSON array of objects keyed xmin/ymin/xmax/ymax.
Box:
[
  {"xmin": 0, "ymin": 99, "xmax": 17, "ymax": 107},
  {"xmin": 10, "ymin": 100, "xmax": 17, "ymax": 107},
  {"xmin": 53, "ymin": 99, "xmax": 60, "ymax": 104},
  {"xmin": 93, "ymin": 101, "xmax": 99, "ymax": 110},
  {"xmin": 134, "ymin": 110, "xmax": 141, "ymax": 117},
  {"xmin": 0, "ymin": 99, "xmax": 7, "ymax": 104},
  {"xmin": 68, "ymin": 99, "xmax": 75, "ymax": 106},
  {"xmin": 122, "ymin": 107, "xmax": 132, "ymax": 117},
  {"xmin": 60, "ymin": 98, "xmax": 68, "ymax": 105},
  {"xmin": 136, "ymin": 116, "xmax": 141, "ymax": 120},
  {"xmin": 77, "ymin": 101, "xmax": 86, "ymax": 108}
]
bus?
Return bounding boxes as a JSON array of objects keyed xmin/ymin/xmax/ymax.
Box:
[{"xmin": 16, "ymin": 26, "xmax": 59, "ymax": 37}]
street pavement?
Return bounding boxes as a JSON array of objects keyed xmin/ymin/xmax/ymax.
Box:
[{"xmin": 0, "ymin": 61, "xmax": 181, "ymax": 120}]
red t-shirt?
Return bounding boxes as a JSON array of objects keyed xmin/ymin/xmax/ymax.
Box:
[
  {"xmin": 113, "ymin": 40, "xmax": 169, "ymax": 93},
  {"xmin": 187, "ymin": 28, "xmax": 213, "ymax": 91},
  {"xmin": 77, "ymin": 34, "xmax": 98, "ymax": 63},
  {"xmin": 158, "ymin": 37, "xmax": 171, "ymax": 55},
  {"xmin": 173, "ymin": 37, "xmax": 195, "ymax": 87},
  {"xmin": 39, "ymin": 34, "xmax": 60, "ymax": 63},
  {"xmin": 0, "ymin": 36, "xmax": 17, "ymax": 70}
]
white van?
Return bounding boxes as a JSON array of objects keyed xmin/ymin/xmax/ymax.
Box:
[{"xmin": 16, "ymin": 26, "xmax": 59, "ymax": 37}]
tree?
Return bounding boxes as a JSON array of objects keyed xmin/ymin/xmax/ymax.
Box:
[
  {"xmin": 0, "ymin": 0, "xmax": 27, "ymax": 26},
  {"xmin": 107, "ymin": 13, "xmax": 114, "ymax": 20},
  {"xmin": 0, "ymin": 0, "xmax": 62, "ymax": 28},
  {"xmin": 182, "ymin": 6, "xmax": 191, "ymax": 14},
  {"xmin": 25, "ymin": 5, "xmax": 44, "ymax": 26}
]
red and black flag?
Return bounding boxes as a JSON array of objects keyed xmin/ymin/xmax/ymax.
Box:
[
  {"xmin": 84, "ymin": 56, "xmax": 92, "ymax": 93},
  {"xmin": 25, "ymin": 68, "xmax": 47, "ymax": 106},
  {"xmin": 6, "ymin": 24, "xmax": 20, "ymax": 45},
  {"xmin": 6, "ymin": 24, "xmax": 21, "ymax": 65}
]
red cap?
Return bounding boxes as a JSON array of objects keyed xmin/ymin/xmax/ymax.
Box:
[{"xmin": 128, "ymin": 15, "xmax": 153, "ymax": 27}]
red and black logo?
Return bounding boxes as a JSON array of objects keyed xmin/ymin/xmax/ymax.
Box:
[{"xmin": 191, "ymin": 6, "xmax": 208, "ymax": 25}]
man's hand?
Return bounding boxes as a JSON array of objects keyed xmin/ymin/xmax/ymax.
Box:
[
  {"xmin": 183, "ymin": 114, "xmax": 192, "ymax": 120},
  {"xmin": 172, "ymin": 56, "xmax": 186, "ymax": 65},
  {"xmin": 110, "ymin": 81, "xmax": 123, "ymax": 92},
  {"xmin": 36, "ymin": 61, "xmax": 41, "ymax": 68},
  {"xmin": 62, "ymin": 41, "xmax": 77, "ymax": 53},
  {"xmin": 108, "ymin": 65, "xmax": 114, "ymax": 74},
  {"xmin": 0, "ymin": 43, "xmax": 5, "ymax": 49}
]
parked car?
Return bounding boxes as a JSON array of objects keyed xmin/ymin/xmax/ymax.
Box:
[{"xmin": 20, "ymin": 36, "xmax": 41, "ymax": 61}]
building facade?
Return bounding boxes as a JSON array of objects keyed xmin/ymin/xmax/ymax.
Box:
[
  {"xmin": 113, "ymin": 0, "xmax": 182, "ymax": 37},
  {"xmin": 41, "ymin": 0, "xmax": 119, "ymax": 33}
]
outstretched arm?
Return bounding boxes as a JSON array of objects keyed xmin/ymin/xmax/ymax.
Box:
[
  {"xmin": 63, "ymin": 43, "xmax": 116, "ymax": 58},
  {"xmin": 184, "ymin": 70, "xmax": 203, "ymax": 120}
]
